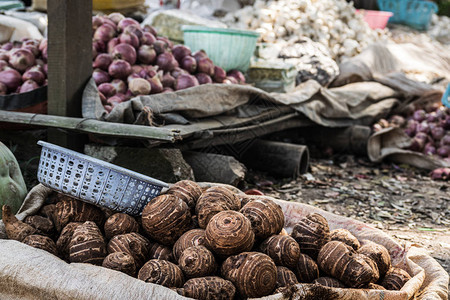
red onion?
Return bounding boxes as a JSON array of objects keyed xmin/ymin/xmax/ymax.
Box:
[
  {"xmin": 172, "ymin": 45, "xmax": 191, "ymax": 62},
  {"xmin": 161, "ymin": 73, "xmax": 175, "ymax": 88},
  {"xmin": 1, "ymin": 42, "xmax": 13, "ymax": 51},
  {"xmin": 39, "ymin": 39, "xmax": 47, "ymax": 52},
  {"xmin": 104, "ymin": 104, "xmax": 113, "ymax": 113},
  {"xmin": 162, "ymin": 87, "xmax": 174, "ymax": 93},
  {"xmin": 107, "ymin": 96, "xmax": 122, "ymax": 106},
  {"xmin": 127, "ymin": 73, "xmax": 141, "ymax": 83},
  {"xmin": 108, "ymin": 59, "xmax": 132, "ymax": 79},
  {"xmin": 441, "ymin": 134, "xmax": 450, "ymax": 146},
  {"xmin": 119, "ymin": 33, "xmax": 139, "ymax": 49},
  {"xmin": 112, "ymin": 44, "xmax": 137, "ymax": 65},
  {"xmin": 175, "ymin": 74, "xmax": 199, "ymax": 90},
  {"xmin": 93, "ymin": 53, "xmax": 113, "ymax": 70},
  {"xmin": 213, "ymin": 66, "xmax": 226, "ymax": 83},
  {"xmin": 227, "ymin": 69, "xmax": 245, "ymax": 84},
  {"xmin": 143, "ymin": 24, "xmax": 158, "ymax": 37},
  {"xmin": 125, "ymin": 89, "xmax": 133, "ymax": 100},
  {"xmin": 9, "ymin": 49, "xmax": 35, "ymax": 72},
  {"xmin": 35, "ymin": 59, "xmax": 45, "ymax": 67},
  {"xmin": 129, "ymin": 78, "xmax": 151, "ymax": 95},
  {"xmin": 193, "ymin": 50, "xmax": 208, "ymax": 62},
  {"xmin": 197, "ymin": 58, "xmax": 214, "ymax": 76},
  {"xmin": 43, "ymin": 64, "xmax": 48, "ymax": 76},
  {"xmin": 115, "ymin": 93, "xmax": 130, "ymax": 101},
  {"xmin": 0, "ymin": 60, "xmax": 8, "ymax": 71},
  {"xmin": 140, "ymin": 32, "xmax": 156, "ymax": 46},
  {"xmin": 92, "ymin": 15, "xmax": 104, "ymax": 30},
  {"xmin": 93, "ymin": 40, "xmax": 106, "ymax": 54},
  {"xmin": 224, "ymin": 76, "xmax": 238, "ymax": 84},
  {"xmin": 413, "ymin": 109, "xmax": 426, "ymax": 122},
  {"xmin": 110, "ymin": 79, "xmax": 127, "ymax": 94},
  {"xmin": 22, "ymin": 69, "xmax": 45, "ymax": 85},
  {"xmin": 19, "ymin": 79, "xmax": 39, "ymax": 93},
  {"xmin": 99, "ymin": 92, "xmax": 107, "ymax": 104},
  {"xmin": 94, "ymin": 24, "xmax": 116, "ymax": 42},
  {"xmin": 181, "ymin": 56, "xmax": 197, "ymax": 73},
  {"xmin": 118, "ymin": 18, "xmax": 139, "ymax": 32},
  {"xmin": 442, "ymin": 116, "xmax": 450, "ymax": 130},
  {"xmin": 195, "ymin": 73, "xmax": 212, "ymax": 85},
  {"xmin": 131, "ymin": 65, "xmax": 143, "ymax": 74},
  {"xmin": 437, "ymin": 146, "xmax": 450, "ymax": 157},
  {"xmin": 431, "ymin": 126, "xmax": 445, "ymax": 140},
  {"xmin": 409, "ymin": 137, "xmax": 425, "ymax": 152},
  {"xmin": 404, "ymin": 119, "xmax": 418, "ymax": 137},
  {"xmin": 137, "ymin": 45, "xmax": 157, "ymax": 64},
  {"xmin": 22, "ymin": 44, "xmax": 39, "ymax": 57},
  {"xmin": 124, "ymin": 25, "xmax": 143, "ymax": 39},
  {"xmin": 0, "ymin": 50, "xmax": 9, "ymax": 62},
  {"xmin": 148, "ymin": 76, "xmax": 163, "ymax": 94},
  {"xmin": 423, "ymin": 143, "xmax": 436, "ymax": 155},
  {"xmin": 152, "ymin": 40, "xmax": 168, "ymax": 55},
  {"xmin": 425, "ymin": 102, "xmax": 440, "ymax": 113},
  {"xmin": 427, "ymin": 112, "xmax": 437, "ymax": 123},
  {"xmin": 430, "ymin": 168, "xmax": 450, "ymax": 180},
  {"xmin": 171, "ymin": 67, "xmax": 188, "ymax": 79},
  {"xmin": 93, "ymin": 68, "xmax": 111, "ymax": 85},
  {"xmin": 107, "ymin": 38, "xmax": 119, "ymax": 54},
  {"xmin": 156, "ymin": 36, "xmax": 173, "ymax": 49},
  {"xmin": 0, "ymin": 69, "xmax": 22, "ymax": 91},
  {"xmin": 98, "ymin": 83, "xmax": 117, "ymax": 97},
  {"xmin": 156, "ymin": 52, "xmax": 178, "ymax": 72},
  {"xmin": 416, "ymin": 121, "xmax": 430, "ymax": 134},
  {"xmin": 108, "ymin": 12, "xmax": 125, "ymax": 25},
  {"xmin": 92, "ymin": 45, "xmax": 98, "ymax": 58},
  {"xmin": 144, "ymin": 65, "xmax": 159, "ymax": 78},
  {"xmin": 436, "ymin": 107, "xmax": 448, "ymax": 120},
  {"xmin": 0, "ymin": 82, "xmax": 7, "ymax": 95},
  {"xmin": 138, "ymin": 69, "xmax": 148, "ymax": 79}
]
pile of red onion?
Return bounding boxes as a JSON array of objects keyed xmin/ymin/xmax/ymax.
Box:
[
  {"xmin": 91, "ymin": 13, "xmax": 245, "ymax": 113},
  {"xmin": 0, "ymin": 38, "xmax": 47, "ymax": 95},
  {"xmin": 373, "ymin": 105, "xmax": 450, "ymax": 162}
]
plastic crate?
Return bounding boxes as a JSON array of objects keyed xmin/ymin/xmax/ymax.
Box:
[
  {"xmin": 377, "ymin": 0, "xmax": 438, "ymax": 30},
  {"xmin": 442, "ymin": 84, "xmax": 450, "ymax": 108},
  {"xmin": 182, "ymin": 25, "xmax": 259, "ymax": 72},
  {"xmin": 37, "ymin": 141, "xmax": 168, "ymax": 216},
  {"xmin": 356, "ymin": 10, "xmax": 393, "ymax": 29}
]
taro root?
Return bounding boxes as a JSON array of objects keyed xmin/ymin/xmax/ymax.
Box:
[
  {"xmin": 259, "ymin": 235, "xmax": 300, "ymax": 269},
  {"xmin": 53, "ymin": 198, "xmax": 104, "ymax": 232},
  {"xmin": 138, "ymin": 259, "xmax": 184, "ymax": 288},
  {"xmin": 294, "ymin": 253, "xmax": 319, "ymax": 283},
  {"xmin": 104, "ymin": 213, "xmax": 139, "ymax": 239},
  {"xmin": 69, "ymin": 221, "xmax": 107, "ymax": 265},
  {"xmin": 24, "ymin": 215, "xmax": 55, "ymax": 237},
  {"xmin": 380, "ymin": 267, "xmax": 411, "ymax": 290},
  {"xmin": 38, "ymin": 204, "xmax": 56, "ymax": 220},
  {"xmin": 276, "ymin": 266, "xmax": 299, "ymax": 288},
  {"xmin": 367, "ymin": 283, "xmax": 386, "ymax": 290},
  {"xmin": 313, "ymin": 277, "xmax": 346, "ymax": 288},
  {"xmin": 107, "ymin": 232, "xmax": 150, "ymax": 268},
  {"xmin": 205, "ymin": 211, "xmax": 254, "ymax": 257},
  {"xmin": 291, "ymin": 213, "xmax": 330, "ymax": 259},
  {"xmin": 195, "ymin": 186, "xmax": 240, "ymax": 228},
  {"xmin": 56, "ymin": 222, "xmax": 82, "ymax": 261},
  {"xmin": 330, "ymin": 229, "xmax": 360, "ymax": 250},
  {"xmin": 317, "ymin": 241, "xmax": 379, "ymax": 288},
  {"xmin": 240, "ymin": 198, "xmax": 285, "ymax": 240},
  {"xmin": 102, "ymin": 252, "xmax": 136, "ymax": 277},
  {"xmin": 2, "ymin": 205, "xmax": 36, "ymax": 241},
  {"xmin": 179, "ymin": 246, "xmax": 217, "ymax": 278},
  {"xmin": 22, "ymin": 234, "xmax": 58, "ymax": 256},
  {"xmin": 358, "ymin": 240, "xmax": 391, "ymax": 277},
  {"xmin": 221, "ymin": 251, "xmax": 277, "ymax": 298},
  {"xmin": 148, "ymin": 242, "xmax": 174, "ymax": 262},
  {"xmin": 166, "ymin": 180, "xmax": 202, "ymax": 212},
  {"xmin": 182, "ymin": 276, "xmax": 236, "ymax": 300},
  {"xmin": 141, "ymin": 194, "xmax": 191, "ymax": 245},
  {"xmin": 173, "ymin": 229, "xmax": 207, "ymax": 261}
]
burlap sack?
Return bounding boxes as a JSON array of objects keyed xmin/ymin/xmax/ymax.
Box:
[{"xmin": 0, "ymin": 184, "xmax": 448, "ymax": 300}]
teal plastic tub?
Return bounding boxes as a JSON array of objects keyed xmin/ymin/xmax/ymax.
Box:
[
  {"xmin": 377, "ymin": 0, "xmax": 438, "ymax": 30},
  {"xmin": 182, "ymin": 25, "xmax": 259, "ymax": 72}
]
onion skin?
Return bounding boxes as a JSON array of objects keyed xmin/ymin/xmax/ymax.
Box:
[
  {"xmin": 92, "ymin": 16, "xmax": 104, "ymax": 31},
  {"xmin": 0, "ymin": 50, "xmax": 9, "ymax": 62},
  {"xmin": 175, "ymin": 74, "xmax": 199, "ymax": 90},
  {"xmin": 112, "ymin": 44, "xmax": 137, "ymax": 65},
  {"xmin": 129, "ymin": 78, "xmax": 151, "ymax": 96},
  {"xmin": 148, "ymin": 76, "xmax": 163, "ymax": 94},
  {"xmin": 162, "ymin": 73, "xmax": 175, "ymax": 88},
  {"xmin": 138, "ymin": 45, "xmax": 157, "ymax": 65},
  {"xmin": 224, "ymin": 76, "xmax": 238, "ymax": 84},
  {"xmin": 157, "ymin": 53, "xmax": 178, "ymax": 73},
  {"xmin": 193, "ymin": 50, "xmax": 208, "ymax": 62},
  {"xmin": 140, "ymin": 32, "xmax": 156, "ymax": 46},
  {"xmin": 213, "ymin": 66, "xmax": 226, "ymax": 83},
  {"xmin": 110, "ymin": 79, "xmax": 127, "ymax": 94},
  {"xmin": 99, "ymin": 92, "xmax": 107, "ymax": 104},
  {"xmin": 123, "ymin": 25, "xmax": 143, "ymax": 39},
  {"xmin": 197, "ymin": 58, "xmax": 214, "ymax": 76},
  {"xmin": 94, "ymin": 24, "xmax": 116, "ymax": 43},
  {"xmin": 108, "ymin": 12, "xmax": 125, "ymax": 25},
  {"xmin": 157, "ymin": 36, "xmax": 173, "ymax": 49},
  {"xmin": 437, "ymin": 146, "xmax": 450, "ymax": 158},
  {"xmin": 98, "ymin": 83, "xmax": 117, "ymax": 97},
  {"xmin": 423, "ymin": 143, "xmax": 436, "ymax": 155},
  {"xmin": 227, "ymin": 70, "xmax": 246, "ymax": 84},
  {"xmin": 107, "ymin": 96, "xmax": 123, "ymax": 107},
  {"xmin": 172, "ymin": 45, "xmax": 191, "ymax": 62},
  {"xmin": 0, "ymin": 82, "xmax": 7, "ymax": 95},
  {"xmin": 430, "ymin": 168, "xmax": 450, "ymax": 180},
  {"xmin": 431, "ymin": 127, "xmax": 445, "ymax": 140},
  {"xmin": 9, "ymin": 49, "xmax": 35, "ymax": 72},
  {"xmin": 171, "ymin": 67, "xmax": 188, "ymax": 79},
  {"xmin": 107, "ymin": 38, "xmax": 119, "ymax": 54},
  {"xmin": 152, "ymin": 40, "xmax": 168, "ymax": 55},
  {"xmin": 442, "ymin": 135, "xmax": 450, "ymax": 146},
  {"xmin": 195, "ymin": 73, "xmax": 212, "ymax": 85},
  {"xmin": 180, "ymin": 56, "xmax": 197, "ymax": 74},
  {"xmin": 143, "ymin": 24, "xmax": 158, "ymax": 37},
  {"xmin": 19, "ymin": 79, "xmax": 39, "ymax": 93},
  {"xmin": 413, "ymin": 109, "xmax": 426, "ymax": 122},
  {"xmin": 108, "ymin": 60, "xmax": 132, "ymax": 79},
  {"xmin": 117, "ymin": 18, "xmax": 139, "ymax": 33},
  {"xmin": 0, "ymin": 60, "xmax": 8, "ymax": 71},
  {"xmin": 93, "ymin": 53, "xmax": 113, "ymax": 70},
  {"xmin": 0, "ymin": 69, "xmax": 22, "ymax": 91},
  {"xmin": 119, "ymin": 33, "xmax": 139, "ymax": 49},
  {"xmin": 2, "ymin": 42, "xmax": 13, "ymax": 51},
  {"xmin": 162, "ymin": 87, "xmax": 174, "ymax": 93},
  {"xmin": 22, "ymin": 69, "xmax": 45, "ymax": 85}
]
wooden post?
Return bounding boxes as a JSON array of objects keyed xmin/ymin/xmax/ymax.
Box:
[{"xmin": 47, "ymin": 0, "xmax": 92, "ymax": 150}]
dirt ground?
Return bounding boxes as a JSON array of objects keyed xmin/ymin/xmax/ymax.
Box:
[{"xmin": 244, "ymin": 155, "xmax": 450, "ymax": 275}]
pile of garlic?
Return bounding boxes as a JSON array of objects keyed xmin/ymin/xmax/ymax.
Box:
[{"xmin": 221, "ymin": 0, "xmax": 390, "ymax": 61}]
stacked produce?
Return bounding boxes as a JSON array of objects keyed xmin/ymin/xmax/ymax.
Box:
[
  {"xmin": 2, "ymin": 180, "xmax": 413, "ymax": 299},
  {"xmin": 373, "ymin": 105, "xmax": 450, "ymax": 162},
  {"xmin": 221, "ymin": 0, "xmax": 389, "ymax": 61},
  {"xmin": 0, "ymin": 39, "xmax": 47, "ymax": 95},
  {"xmin": 90, "ymin": 13, "xmax": 245, "ymax": 113}
]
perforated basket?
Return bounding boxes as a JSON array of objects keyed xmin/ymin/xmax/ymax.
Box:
[{"xmin": 36, "ymin": 141, "xmax": 168, "ymax": 216}]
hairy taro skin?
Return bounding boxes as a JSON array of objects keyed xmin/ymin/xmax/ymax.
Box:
[
  {"xmin": 53, "ymin": 198, "xmax": 104, "ymax": 232},
  {"xmin": 102, "ymin": 252, "xmax": 136, "ymax": 277},
  {"xmin": 182, "ymin": 276, "xmax": 236, "ymax": 300},
  {"xmin": 358, "ymin": 240, "xmax": 391, "ymax": 277},
  {"xmin": 138, "ymin": 259, "xmax": 184, "ymax": 288},
  {"xmin": 173, "ymin": 229, "xmax": 208, "ymax": 261},
  {"xmin": 107, "ymin": 232, "xmax": 151, "ymax": 269},
  {"xmin": 313, "ymin": 277, "xmax": 346, "ymax": 288},
  {"xmin": 259, "ymin": 235, "xmax": 300, "ymax": 269},
  {"xmin": 23, "ymin": 234, "xmax": 58, "ymax": 256},
  {"xmin": 291, "ymin": 213, "xmax": 330, "ymax": 259},
  {"xmin": 276, "ymin": 266, "xmax": 299, "ymax": 288},
  {"xmin": 380, "ymin": 267, "xmax": 412, "ymax": 290},
  {"xmin": 69, "ymin": 221, "xmax": 107, "ymax": 265},
  {"xmin": 294, "ymin": 253, "xmax": 319, "ymax": 283},
  {"xmin": 166, "ymin": 180, "xmax": 202, "ymax": 212},
  {"xmin": 330, "ymin": 228, "xmax": 360, "ymax": 250},
  {"xmin": 178, "ymin": 245, "xmax": 217, "ymax": 278},
  {"xmin": 104, "ymin": 213, "xmax": 139, "ymax": 239}
]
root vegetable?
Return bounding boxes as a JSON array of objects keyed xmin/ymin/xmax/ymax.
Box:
[
  {"xmin": 182, "ymin": 276, "xmax": 236, "ymax": 300},
  {"xmin": 107, "ymin": 38, "xmax": 119, "ymax": 54},
  {"xmin": 117, "ymin": 18, "xmax": 139, "ymax": 33},
  {"xmin": 69, "ymin": 221, "xmax": 107, "ymax": 265},
  {"xmin": 93, "ymin": 69, "xmax": 111, "ymax": 85},
  {"xmin": 102, "ymin": 252, "xmax": 136, "ymax": 277},
  {"xmin": 175, "ymin": 74, "xmax": 199, "ymax": 90},
  {"xmin": 213, "ymin": 66, "xmax": 226, "ymax": 83},
  {"xmin": 166, "ymin": 180, "xmax": 202, "ymax": 212},
  {"xmin": 180, "ymin": 56, "xmax": 197, "ymax": 74},
  {"xmin": 358, "ymin": 240, "xmax": 391, "ymax": 277},
  {"xmin": 56, "ymin": 222, "xmax": 82, "ymax": 261},
  {"xmin": 108, "ymin": 59, "xmax": 132, "ymax": 79},
  {"xmin": 172, "ymin": 45, "xmax": 191, "ymax": 62},
  {"xmin": 173, "ymin": 229, "xmax": 208, "ymax": 261},
  {"xmin": 195, "ymin": 73, "xmax": 213, "ymax": 85},
  {"xmin": 259, "ymin": 235, "xmax": 300, "ymax": 269},
  {"xmin": 23, "ymin": 234, "xmax": 58, "ymax": 256},
  {"xmin": 140, "ymin": 32, "xmax": 156, "ymax": 46},
  {"xmin": 107, "ymin": 232, "xmax": 151, "ymax": 268},
  {"xmin": 93, "ymin": 54, "xmax": 113, "ymax": 71},
  {"xmin": 294, "ymin": 253, "xmax": 319, "ymax": 283},
  {"xmin": 108, "ymin": 12, "xmax": 125, "ymax": 25},
  {"xmin": 129, "ymin": 78, "xmax": 151, "ymax": 95},
  {"xmin": 221, "ymin": 252, "xmax": 277, "ymax": 298},
  {"xmin": 156, "ymin": 52, "xmax": 178, "ymax": 72},
  {"xmin": 53, "ymin": 198, "xmax": 104, "ymax": 232},
  {"xmin": 137, "ymin": 45, "xmax": 156, "ymax": 64},
  {"xmin": 171, "ymin": 67, "xmax": 188, "ymax": 79},
  {"xmin": 413, "ymin": 109, "xmax": 426, "ymax": 122},
  {"xmin": 193, "ymin": 50, "xmax": 208, "ymax": 62},
  {"xmin": 9, "ymin": 49, "xmax": 35, "ymax": 72},
  {"xmin": 161, "ymin": 72, "xmax": 175, "ymax": 88},
  {"xmin": 104, "ymin": 213, "xmax": 139, "ymax": 239},
  {"xmin": 141, "ymin": 194, "xmax": 192, "ymax": 245},
  {"xmin": 94, "ymin": 24, "xmax": 116, "ymax": 42},
  {"xmin": 152, "ymin": 40, "xmax": 168, "ymax": 55},
  {"xmin": 313, "ymin": 277, "xmax": 346, "ymax": 288},
  {"xmin": 24, "ymin": 215, "xmax": 54, "ymax": 237},
  {"xmin": 276, "ymin": 266, "xmax": 298, "ymax": 288},
  {"xmin": 330, "ymin": 228, "xmax": 360, "ymax": 250},
  {"xmin": 224, "ymin": 76, "xmax": 238, "ymax": 84},
  {"xmin": 138, "ymin": 259, "xmax": 184, "ymax": 288},
  {"xmin": 205, "ymin": 211, "xmax": 254, "ymax": 256},
  {"xmin": 123, "ymin": 25, "xmax": 143, "ymax": 39},
  {"xmin": 437, "ymin": 145, "xmax": 450, "ymax": 157},
  {"xmin": 380, "ymin": 267, "xmax": 411, "ymax": 290},
  {"xmin": 98, "ymin": 83, "xmax": 116, "ymax": 97},
  {"xmin": 148, "ymin": 75, "xmax": 163, "ymax": 94},
  {"xmin": 2, "ymin": 205, "xmax": 36, "ymax": 241},
  {"xmin": 0, "ymin": 69, "xmax": 22, "ymax": 91},
  {"xmin": 143, "ymin": 24, "xmax": 158, "ymax": 36},
  {"xmin": 22, "ymin": 69, "xmax": 45, "ymax": 85},
  {"xmin": 119, "ymin": 33, "xmax": 139, "ymax": 49},
  {"xmin": 197, "ymin": 58, "xmax": 214, "ymax": 76},
  {"xmin": 0, "ymin": 82, "xmax": 6, "ymax": 95},
  {"xmin": 290, "ymin": 213, "xmax": 330, "ymax": 259},
  {"xmin": 227, "ymin": 70, "xmax": 246, "ymax": 84},
  {"xmin": 179, "ymin": 245, "xmax": 217, "ymax": 278},
  {"xmin": 149, "ymin": 242, "xmax": 174, "ymax": 262},
  {"xmin": 112, "ymin": 44, "xmax": 136, "ymax": 65},
  {"xmin": 19, "ymin": 80, "xmax": 39, "ymax": 93}
]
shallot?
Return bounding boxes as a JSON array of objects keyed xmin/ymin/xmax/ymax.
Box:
[
  {"xmin": 175, "ymin": 74, "xmax": 199, "ymax": 90},
  {"xmin": 0, "ymin": 69, "xmax": 22, "ymax": 91},
  {"xmin": 112, "ymin": 44, "xmax": 137, "ymax": 65},
  {"xmin": 19, "ymin": 79, "xmax": 39, "ymax": 93},
  {"xmin": 129, "ymin": 78, "xmax": 151, "ymax": 95},
  {"xmin": 108, "ymin": 60, "xmax": 132, "ymax": 79},
  {"xmin": 9, "ymin": 49, "xmax": 35, "ymax": 72}
]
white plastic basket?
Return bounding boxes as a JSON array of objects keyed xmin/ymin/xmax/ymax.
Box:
[{"xmin": 36, "ymin": 141, "xmax": 168, "ymax": 216}]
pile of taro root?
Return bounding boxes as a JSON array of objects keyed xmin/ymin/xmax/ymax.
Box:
[
  {"xmin": 3, "ymin": 180, "xmax": 412, "ymax": 299},
  {"xmin": 90, "ymin": 13, "xmax": 246, "ymax": 113}
]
